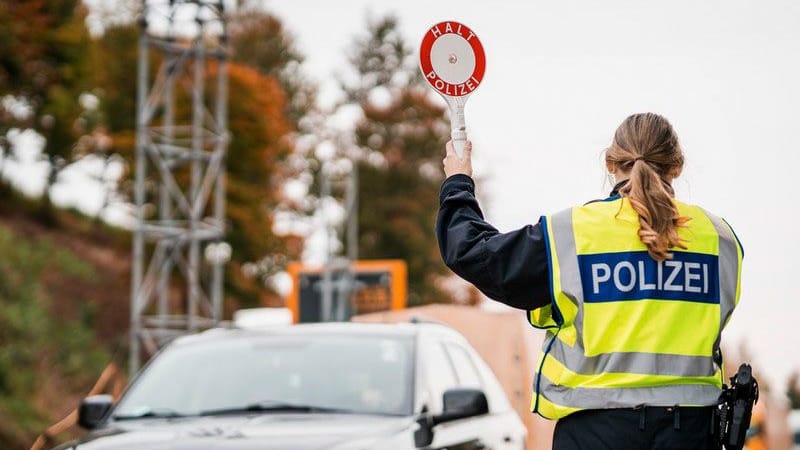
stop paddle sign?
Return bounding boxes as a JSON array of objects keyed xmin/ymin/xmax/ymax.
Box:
[{"xmin": 419, "ymin": 21, "xmax": 486, "ymax": 157}]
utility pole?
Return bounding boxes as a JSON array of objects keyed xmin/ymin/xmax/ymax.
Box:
[
  {"xmin": 130, "ymin": 0, "xmax": 230, "ymax": 374},
  {"xmin": 317, "ymin": 158, "xmax": 359, "ymax": 322},
  {"xmin": 320, "ymin": 164, "xmax": 333, "ymax": 322},
  {"xmin": 340, "ymin": 162, "xmax": 359, "ymax": 321},
  {"xmin": 346, "ymin": 163, "xmax": 359, "ymax": 264}
]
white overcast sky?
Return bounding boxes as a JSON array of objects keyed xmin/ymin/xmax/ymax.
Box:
[{"xmin": 263, "ymin": 0, "xmax": 800, "ymax": 391}]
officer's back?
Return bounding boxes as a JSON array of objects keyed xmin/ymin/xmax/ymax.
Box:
[{"xmin": 437, "ymin": 112, "xmax": 742, "ymax": 450}]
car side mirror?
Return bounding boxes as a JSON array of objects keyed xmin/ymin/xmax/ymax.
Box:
[
  {"xmin": 414, "ymin": 389, "xmax": 489, "ymax": 448},
  {"xmin": 434, "ymin": 388, "xmax": 489, "ymax": 425},
  {"xmin": 78, "ymin": 395, "xmax": 114, "ymax": 429}
]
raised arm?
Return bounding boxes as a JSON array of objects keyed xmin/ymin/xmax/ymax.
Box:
[{"xmin": 436, "ymin": 144, "xmax": 551, "ymax": 310}]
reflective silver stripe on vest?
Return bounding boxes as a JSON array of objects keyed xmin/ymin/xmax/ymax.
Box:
[
  {"xmin": 701, "ymin": 209, "xmax": 740, "ymax": 354},
  {"xmin": 549, "ymin": 208, "xmax": 583, "ymax": 333},
  {"xmin": 538, "ymin": 373, "xmax": 721, "ymax": 409},
  {"xmin": 548, "ymin": 341, "xmax": 717, "ymax": 377}
]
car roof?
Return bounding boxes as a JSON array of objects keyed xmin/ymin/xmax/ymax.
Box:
[{"xmin": 170, "ymin": 321, "xmax": 465, "ymax": 347}]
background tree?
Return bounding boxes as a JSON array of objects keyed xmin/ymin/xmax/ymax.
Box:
[
  {"xmin": 787, "ymin": 371, "xmax": 800, "ymax": 409},
  {"xmin": 0, "ymin": 0, "xmax": 93, "ymax": 221},
  {"xmin": 228, "ymin": 3, "xmax": 317, "ymax": 129},
  {"xmin": 91, "ymin": 23, "xmax": 138, "ymax": 160},
  {"xmin": 227, "ymin": 5, "xmax": 324, "ymax": 298},
  {"xmin": 218, "ymin": 62, "xmax": 295, "ymax": 305},
  {"xmin": 341, "ymin": 15, "xmax": 451, "ymax": 305}
]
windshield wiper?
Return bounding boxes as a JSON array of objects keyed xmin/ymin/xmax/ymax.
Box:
[
  {"xmin": 114, "ymin": 407, "xmax": 188, "ymax": 420},
  {"xmin": 199, "ymin": 400, "xmax": 356, "ymax": 416}
]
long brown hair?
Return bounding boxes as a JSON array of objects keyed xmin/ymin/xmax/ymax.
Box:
[{"xmin": 605, "ymin": 113, "xmax": 689, "ymax": 261}]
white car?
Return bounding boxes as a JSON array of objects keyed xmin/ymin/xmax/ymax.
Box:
[{"xmin": 66, "ymin": 322, "xmax": 528, "ymax": 450}]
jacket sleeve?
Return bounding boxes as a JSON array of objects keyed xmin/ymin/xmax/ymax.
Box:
[{"xmin": 435, "ymin": 174, "xmax": 551, "ymax": 310}]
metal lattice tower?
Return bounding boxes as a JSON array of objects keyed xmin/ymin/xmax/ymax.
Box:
[{"xmin": 131, "ymin": 0, "xmax": 229, "ymax": 373}]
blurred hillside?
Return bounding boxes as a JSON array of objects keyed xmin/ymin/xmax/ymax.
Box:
[{"xmin": 0, "ymin": 192, "xmax": 130, "ymax": 449}]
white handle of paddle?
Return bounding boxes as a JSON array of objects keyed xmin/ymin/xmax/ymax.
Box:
[{"xmin": 448, "ymin": 100, "xmax": 467, "ymax": 158}]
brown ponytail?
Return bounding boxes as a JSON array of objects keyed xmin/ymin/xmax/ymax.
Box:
[{"xmin": 605, "ymin": 113, "xmax": 689, "ymax": 261}]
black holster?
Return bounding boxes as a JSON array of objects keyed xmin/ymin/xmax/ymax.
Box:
[{"xmin": 713, "ymin": 363, "xmax": 759, "ymax": 450}]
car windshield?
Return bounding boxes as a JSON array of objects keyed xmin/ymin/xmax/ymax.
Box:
[{"xmin": 114, "ymin": 333, "xmax": 414, "ymax": 417}]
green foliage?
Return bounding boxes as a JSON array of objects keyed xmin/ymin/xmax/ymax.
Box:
[
  {"xmin": 91, "ymin": 23, "xmax": 139, "ymax": 156},
  {"xmin": 228, "ymin": 7, "xmax": 318, "ymax": 127},
  {"xmin": 344, "ymin": 16, "xmax": 451, "ymax": 304},
  {"xmin": 0, "ymin": 0, "xmax": 94, "ymax": 217},
  {"xmin": 0, "ymin": 0, "xmax": 91, "ymax": 105},
  {"xmin": 787, "ymin": 371, "xmax": 800, "ymax": 409},
  {"xmin": 343, "ymin": 15, "xmax": 409, "ymax": 102},
  {"xmin": 0, "ymin": 224, "xmax": 110, "ymax": 449}
]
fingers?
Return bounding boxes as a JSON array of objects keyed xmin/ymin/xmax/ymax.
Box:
[
  {"xmin": 442, "ymin": 139, "xmax": 474, "ymax": 178},
  {"xmin": 445, "ymin": 140, "xmax": 472, "ymax": 158},
  {"xmin": 445, "ymin": 140, "xmax": 456, "ymax": 157}
]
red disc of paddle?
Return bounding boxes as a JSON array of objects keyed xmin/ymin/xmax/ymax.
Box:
[{"xmin": 419, "ymin": 21, "xmax": 486, "ymax": 97}]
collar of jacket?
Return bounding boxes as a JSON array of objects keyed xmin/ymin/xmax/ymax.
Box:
[{"xmin": 609, "ymin": 180, "xmax": 628, "ymax": 198}]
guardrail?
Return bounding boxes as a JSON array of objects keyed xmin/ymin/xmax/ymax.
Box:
[{"xmin": 29, "ymin": 363, "xmax": 126, "ymax": 450}]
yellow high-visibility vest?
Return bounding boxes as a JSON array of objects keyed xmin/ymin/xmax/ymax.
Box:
[{"xmin": 528, "ymin": 196, "xmax": 742, "ymax": 420}]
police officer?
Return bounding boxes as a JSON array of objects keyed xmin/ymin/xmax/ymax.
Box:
[{"xmin": 437, "ymin": 113, "xmax": 742, "ymax": 450}]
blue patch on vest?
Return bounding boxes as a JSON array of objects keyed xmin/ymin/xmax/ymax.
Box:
[{"xmin": 577, "ymin": 251, "xmax": 720, "ymax": 304}]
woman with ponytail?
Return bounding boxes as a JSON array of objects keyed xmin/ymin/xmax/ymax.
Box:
[
  {"xmin": 437, "ymin": 113, "xmax": 743, "ymax": 450},
  {"xmin": 605, "ymin": 113, "xmax": 690, "ymax": 262}
]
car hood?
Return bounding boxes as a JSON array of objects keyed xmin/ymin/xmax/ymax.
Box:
[{"xmin": 73, "ymin": 413, "xmax": 413, "ymax": 450}]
